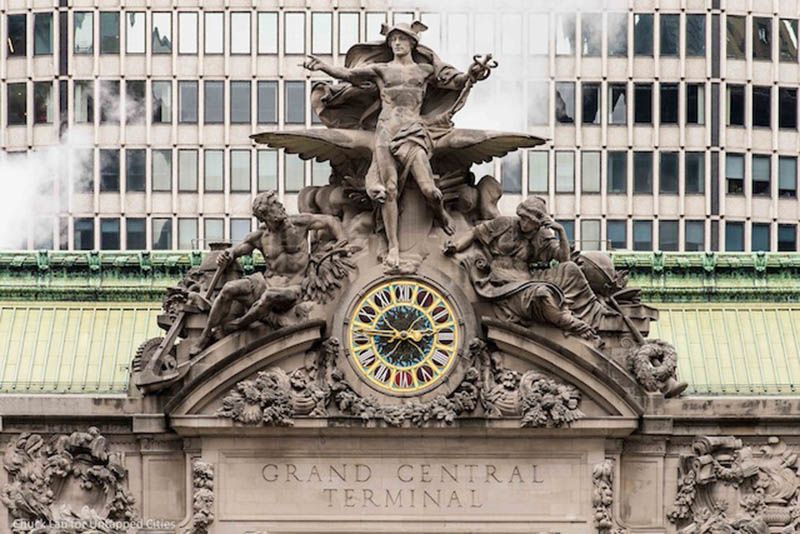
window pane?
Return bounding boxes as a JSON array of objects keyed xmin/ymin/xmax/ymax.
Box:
[
  {"xmin": 178, "ymin": 12, "xmax": 198, "ymax": 54},
  {"xmin": 660, "ymin": 152, "xmax": 679, "ymax": 194},
  {"xmin": 338, "ymin": 13, "xmax": 359, "ymax": 54},
  {"xmin": 581, "ymin": 14, "xmax": 601, "ymax": 57},
  {"xmin": 779, "ymin": 156, "xmax": 797, "ymax": 197},
  {"xmin": 753, "ymin": 155, "xmax": 771, "ymax": 195},
  {"xmin": 312, "ymin": 160, "xmax": 331, "ymax": 186},
  {"xmin": 660, "ymin": 83, "xmax": 678, "ymax": 124},
  {"xmin": 152, "ymin": 12, "xmax": 172, "ymax": 54},
  {"xmin": 74, "ymin": 218, "xmax": 95, "ymax": 250},
  {"xmin": 634, "ymin": 14, "xmax": 653, "ymax": 56},
  {"xmin": 608, "ymin": 84, "xmax": 627, "ymax": 124},
  {"xmin": 527, "ymin": 82, "xmax": 548, "ymax": 126},
  {"xmin": 607, "ymin": 151, "xmax": 627, "ymax": 193},
  {"xmin": 312, "ymin": 12, "xmax": 332, "ymax": 54},
  {"xmin": 8, "ymin": 14, "xmax": 27, "ymax": 57},
  {"xmin": 205, "ymin": 12, "xmax": 223, "ymax": 54},
  {"xmin": 179, "ymin": 81, "xmax": 198, "ymax": 123},
  {"xmin": 152, "ymin": 218, "xmax": 173, "ymax": 250},
  {"xmin": 33, "ymin": 82, "xmax": 53, "ymax": 124},
  {"xmin": 100, "ymin": 150, "xmax": 120, "ymax": 192},
  {"xmin": 607, "ymin": 220, "xmax": 627, "ymax": 250},
  {"xmin": 634, "ymin": 152, "xmax": 653, "ymax": 193},
  {"xmin": 555, "ymin": 82, "xmax": 575, "ymax": 123},
  {"xmin": 753, "ymin": 86, "xmax": 771, "ymax": 127},
  {"xmin": 727, "ymin": 15, "xmax": 745, "ymax": 58},
  {"xmin": 582, "ymin": 83, "xmax": 600, "ymax": 124},
  {"xmin": 231, "ymin": 12, "xmax": 251, "ymax": 54},
  {"xmin": 285, "ymin": 153, "xmax": 305, "ymax": 192},
  {"xmin": 608, "ymin": 13, "xmax": 627, "ymax": 57},
  {"xmin": 726, "ymin": 153, "xmax": 744, "ymax": 194},
  {"xmin": 258, "ymin": 150, "xmax": 278, "ymax": 191},
  {"xmin": 528, "ymin": 151, "xmax": 548, "ymax": 193},
  {"xmin": 230, "ymin": 81, "xmax": 251, "ymax": 123},
  {"xmin": 725, "ymin": 222, "xmax": 744, "ymax": 251},
  {"xmin": 204, "ymin": 81, "xmax": 224, "ymax": 124},
  {"xmin": 420, "ymin": 13, "xmax": 441, "ymax": 48},
  {"xmin": 659, "ymin": 220, "xmax": 679, "ymax": 251},
  {"xmin": 581, "ymin": 220, "xmax": 601, "ymax": 251},
  {"xmin": 231, "ymin": 219, "xmax": 251, "ymax": 243},
  {"xmin": 34, "ymin": 13, "xmax": 53, "ymax": 55},
  {"xmin": 100, "ymin": 218, "xmax": 120, "ymax": 250},
  {"xmin": 152, "ymin": 150, "xmax": 172, "ymax": 191},
  {"xmin": 634, "ymin": 83, "xmax": 652, "ymax": 123},
  {"xmin": 204, "ymin": 150, "xmax": 223, "ymax": 192},
  {"xmin": 99, "ymin": 80, "xmax": 119, "ymax": 124},
  {"xmin": 126, "ymin": 80, "xmax": 145, "ymax": 124},
  {"xmin": 778, "ymin": 224, "xmax": 797, "ymax": 251},
  {"xmin": 685, "ymin": 221, "xmax": 705, "ymax": 251},
  {"xmin": 126, "ymin": 218, "xmax": 146, "ymax": 249},
  {"xmin": 178, "ymin": 150, "xmax": 198, "ymax": 191},
  {"xmin": 633, "ymin": 220, "xmax": 652, "ymax": 250},
  {"xmin": 501, "ymin": 153, "xmax": 521, "ymax": 193},
  {"xmin": 257, "ymin": 81, "xmax": 278, "ymax": 124},
  {"xmin": 581, "ymin": 151, "xmax": 600, "ymax": 193},
  {"xmin": 74, "ymin": 12, "xmax": 93, "ymax": 54},
  {"xmin": 558, "ymin": 220, "xmax": 575, "ymax": 244},
  {"xmin": 258, "ymin": 12, "xmax": 277, "ymax": 54},
  {"xmin": 285, "ymin": 12, "xmax": 305, "ymax": 54},
  {"xmin": 686, "ymin": 14, "xmax": 705, "ymax": 56},
  {"xmin": 100, "ymin": 12, "xmax": 120, "ymax": 54},
  {"xmin": 752, "ymin": 223, "xmax": 770, "ymax": 252},
  {"xmin": 366, "ymin": 13, "xmax": 385, "ymax": 42},
  {"xmin": 727, "ymin": 85, "xmax": 745, "ymax": 126},
  {"xmin": 780, "ymin": 19, "xmax": 798, "ymax": 61},
  {"xmin": 685, "ymin": 152, "xmax": 705, "ymax": 194},
  {"xmin": 285, "ymin": 81, "xmax": 306, "ymax": 124},
  {"xmin": 126, "ymin": 12, "xmax": 146, "ymax": 54},
  {"xmin": 687, "ymin": 84, "xmax": 705, "ymax": 125},
  {"xmin": 230, "ymin": 150, "xmax": 251, "ymax": 192},
  {"xmin": 753, "ymin": 17, "xmax": 771, "ymax": 60},
  {"xmin": 126, "ymin": 149, "xmax": 146, "ymax": 192},
  {"xmin": 660, "ymin": 14, "xmax": 679, "ymax": 56},
  {"xmin": 556, "ymin": 14, "xmax": 575, "ymax": 55},
  {"xmin": 204, "ymin": 219, "xmax": 224, "ymax": 244},
  {"xmin": 152, "ymin": 81, "xmax": 172, "ymax": 123},
  {"xmin": 73, "ymin": 149, "xmax": 94, "ymax": 193},
  {"xmin": 779, "ymin": 88, "xmax": 797, "ymax": 129},
  {"xmin": 555, "ymin": 151, "xmax": 574, "ymax": 193},
  {"xmin": 178, "ymin": 218, "xmax": 198, "ymax": 249},
  {"xmin": 529, "ymin": 13, "xmax": 549, "ymax": 55},
  {"xmin": 74, "ymin": 81, "xmax": 94, "ymax": 123}
]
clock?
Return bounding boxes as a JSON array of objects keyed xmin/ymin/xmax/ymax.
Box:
[{"xmin": 345, "ymin": 279, "xmax": 461, "ymax": 395}]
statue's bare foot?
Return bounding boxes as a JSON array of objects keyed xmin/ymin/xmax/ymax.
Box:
[{"xmin": 384, "ymin": 247, "xmax": 400, "ymax": 268}]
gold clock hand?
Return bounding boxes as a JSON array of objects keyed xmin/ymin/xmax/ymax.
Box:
[{"xmin": 354, "ymin": 328, "xmax": 398, "ymax": 338}]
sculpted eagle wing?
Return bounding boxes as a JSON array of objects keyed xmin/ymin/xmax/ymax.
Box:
[
  {"xmin": 432, "ymin": 129, "xmax": 547, "ymax": 170},
  {"xmin": 250, "ymin": 129, "xmax": 374, "ymax": 166}
]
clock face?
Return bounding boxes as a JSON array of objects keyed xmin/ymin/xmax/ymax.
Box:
[{"xmin": 346, "ymin": 279, "xmax": 461, "ymax": 395}]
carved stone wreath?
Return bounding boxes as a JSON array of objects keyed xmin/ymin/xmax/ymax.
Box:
[{"xmin": 1, "ymin": 427, "xmax": 136, "ymax": 534}]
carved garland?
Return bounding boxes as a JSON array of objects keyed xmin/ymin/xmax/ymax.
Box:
[
  {"xmin": 185, "ymin": 461, "xmax": 214, "ymax": 534},
  {"xmin": 592, "ymin": 459, "xmax": 627, "ymax": 534}
]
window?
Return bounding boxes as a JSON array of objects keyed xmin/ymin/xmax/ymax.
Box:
[
  {"xmin": 178, "ymin": 218, "xmax": 198, "ymax": 249},
  {"xmin": 580, "ymin": 220, "xmax": 601, "ymax": 251},
  {"xmin": 582, "ymin": 152, "xmax": 600, "ymax": 193},
  {"xmin": 780, "ymin": 19, "xmax": 798, "ymax": 61},
  {"xmin": 660, "ymin": 152, "xmax": 679, "ymax": 194},
  {"xmin": 753, "ymin": 86, "xmax": 771, "ymax": 128},
  {"xmin": 99, "ymin": 150, "xmax": 120, "ymax": 192},
  {"xmin": 685, "ymin": 152, "xmax": 705, "ymax": 194},
  {"xmin": 634, "ymin": 83, "xmax": 652, "ymax": 123},
  {"xmin": 152, "ymin": 81, "xmax": 172, "ymax": 123},
  {"xmin": 607, "ymin": 151, "xmax": 627, "ymax": 193},
  {"xmin": 34, "ymin": 13, "xmax": 53, "ymax": 55},
  {"xmin": 633, "ymin": 152, "xmax": 653, "ymax": 194},
  {"xmin": 529, "ymin": 13, "xmax": 549, "ymax": 55},
  {"xmin": 634, "ymin": 14, "xmax": 653, "ymax": 56},
  {"xmin": 74, "ymin": 81, "xmax": 94, "ymax": 123},
  {"xmin": 100, "ymin": 218, "xmax": 120, "ymax": 250},
  {"xmin": 501, "ymin": 153, "xmax": 521, "ymax": 194},
  {"xmin": 33, "ymin": 82, "xmax": 53, "ymax": 124},
  {"xmin": 285, "ymin": 81, "xmax": 306, "ymax": 124},
  {"xmin": 126, "ymin": 81, "xmax": 145, "ymax": 124},
  {"xmin": 74, "ymin": 12, "xmax": 93, "ymax": 54},
  {"xmin": 753, "ymin": 17, "xmax": 772, "ymax": 60},
  {"xmin": 179, "ymin": 81, "xmax": 198, "ymax": 123},
  {"xmin": 778, "ymin": 224, "xmax": 797, "ymax": 251},
  {"xmin": 660, "ymin": 83, "xmax": 678, "ymax": 124},
  {"xmin": 752, "ymin": 223, "xmax": 770, "ymax": 252},
  {"xmin": 528, "ymin": 151, "xmax": 548, "ymax": 193},
  {"xmin": 558, "ymin": 220, "xmax": 575, "ymax": 244},
  {"xmin": 779, "ymin": 157, "xmax": 797, "ymax": 197},
  {"xmin": 555, "ymin": 82, "xmax": 575, "ymax": 123},
  {"xmin": 311, "ymin": 12, "xmax": 332, "ymax": 54},
  {"xmin": 633, "ymin": 220, "xmax": 653, "ymax": 250},
  {"xmin": 204, "ymin": 150, "xmax": 224, "ymax": 192},
  {"xmin": 555, "ymin": 151, "xmax": 574, "ymax": 193},
  {"xmin": 727, "ymin": 85, "xmax": 745, "ymax": 126},
  {"xmin": 556, "ymin": 14, "xmax": 576, "ymax": 55},
  {"xmin": 311, "ymin": 160, "xmax": 330, "ymax": 186},
  {"xmin": 285, "ymin": 153, "xmax": 305, "ymax": 192},
  {"xmin": 74, "ymin": 218, "xmax": 95, "ymax": 250},
  {"xmin": 660, "ymin": 14, "xmax": 679, "ymax": 56},
  {"xmin": 152, "ymin": 218, "xmax": 173, "ymax": 250},
  {"xmin": 659, "ymin": 220, "xmax": 679, "ymax": 251},
  {"xmin": 581, "ymin": 14, "xmax": 601, "ymax": 57},
  {"xmin": 608, "ymin": 13, "xmax": 627, "ymax": 57},
  {"xmin": 686, "ymin": 14, "xmax": 706, "ymax": 57},
  {"xmin": 258, "ymin": 12, "xmax": 278, "ymax": 54},
  {"xmin": 608, "ymin": 84, "xmax": 627, "ymax": 124},
  {"xmin": 204, "ymin": 219, "xmax": 224, "ymax": 244},
  {"xmin": 152, "ymin": 150, "xmax": 172, "ymax": 191},
  {"xmin": 527, "ymin": 82, "xmax": 548, "ymax": 126},
  {"xmin": 726, "ymin": 153, "xmax": 744, "ymax": 194},
  {"xmin": 231, "ymin": 12, "xmax": 251, "ymax": 54},
  {"xmin": 126, "ymin": 218, "xmax": 146, "ymax": 249},
  {"xmin": 727, "ymin": 15, "xmax": 745, "ymax": 59},
  {"xmin": 582, "ymin": 83, "xmax": 600, "ymax": 124},
  {"xmin": 779, "ymin": 88, "xmax": 797, "ymax": 129},
  {"xmin": 231, "ymin": 151, "xmax": 251, "ymax": 192},
  {"xmin": 366, "ymin": 12, "xmax": 386, "ymax": 42},
  {"xmin": 152, "ymin": 12, "xmax": 172, "ymax": 54},
  {"xmin": 99, "ymin": 81, "xmax": 120, "ymax": 124},
  {"xmin": 685, "ymin": 220, "xmax": 705, "ymax": 251},
  {"xmin": 230, "ymin": 81, "xmax": 251, "ymax": 123},
  {"xmin": 607, "ymin": 220, "xmax": 627, "ymax": 250},
  {"xmin": 99, "ymin": 12, "xmax": 120, "ymax": 54},
  {"xmin": 7, "ymin": 14, "xmax": 26, "ymax": 57},
  {"xmin": 258, "ymin": 81, "xmax": 278, "ymax": 124},
  {"xmin": 178, "ymin": 12, "xmax": 198, "ymax": 54},
  {"xmin": 339, "ymin": 13, "xmax": 359, "ymax": 54},
  {"xmin": 258, "ymin": 150, "xmax": 278, "ymax": 191},
  {"xmin": 126, "ymin": 12, "xmax": 146, "ymax": 54},
  {"xmin": 178, "ymin": 150, "xmax": 198, "ymax": 191},
  {"xmin": 687, "ymin": 84, "xmax": 705, "ymax": 125},
  {"xmin": 231, "ymin": 219, "xmax": 252, "ymax": 243},
  {"xmin": 73, "ymin": 149, "xmax": 94, "ymax": 193},
  {"xmin": 203, "ymin": 81, "xmax": 224, "ymax": 124},
  {"xmin": 205, "ymin": 13, "xmax": 224, "ymax": 54},
  {"xmin": 126, "ymin": 150, "xmax": 146, "ymax": 192},
  {"xmin": 285, "ymin": 12, "xmax": 306, "ymax": 54},
  {"xmin": 752, "ymin": 155, "xmax": 771, "ymax": 195}
]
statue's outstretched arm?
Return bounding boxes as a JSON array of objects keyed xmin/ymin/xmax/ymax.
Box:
[
  {"xmin": 296, "ymin": 213, "xmax": 345, "ymax": 242},
  {"xmin": 443, "ymin": 228, "xmax": 477, "ymax": 255},
  {"xmin": 216, "ymin": 230, "xmax": 260, "ymax": 268},
  {"xmin": 303, "ymin": 54, "xmax": 377, "ymax": 83}
]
